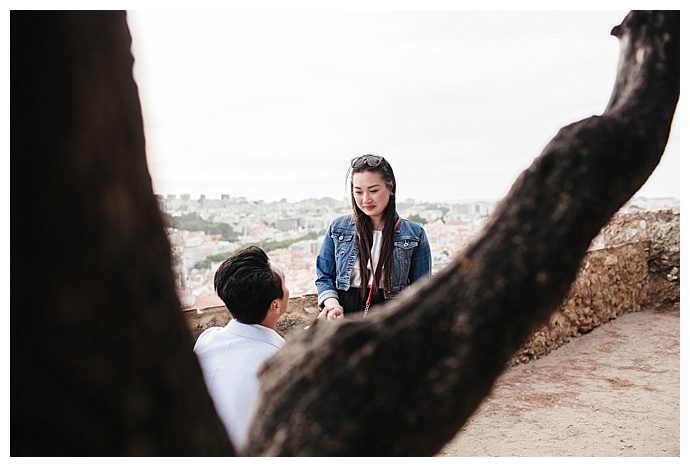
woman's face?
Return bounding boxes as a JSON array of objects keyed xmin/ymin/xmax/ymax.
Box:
[{"xmin": 352, "ymin": 171, "xmax": 392, "ymax": 223}]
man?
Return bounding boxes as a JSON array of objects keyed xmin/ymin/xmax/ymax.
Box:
[{"xmin": 193, "ymin": 246, "xmax": 289, "ymax": 448}]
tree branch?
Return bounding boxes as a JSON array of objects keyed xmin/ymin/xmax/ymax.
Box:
[{"xmin": 245, "ymin": 10, "xmax": 679, "ymax": 456}]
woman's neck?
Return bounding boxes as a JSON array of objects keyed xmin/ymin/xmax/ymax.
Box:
[{"xmin": 370, "ymin": 215, "xmax": 384, "ymax": 231}]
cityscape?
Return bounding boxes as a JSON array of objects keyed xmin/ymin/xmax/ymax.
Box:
[{"xmin": 158, "ymin": 193, "xmax": 678, "ymax": 310}]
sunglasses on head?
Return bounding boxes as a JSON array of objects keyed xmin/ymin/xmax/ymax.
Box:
[{"xmin": 351, "ymin": 155, "xmax": 384, "ymax": 169}]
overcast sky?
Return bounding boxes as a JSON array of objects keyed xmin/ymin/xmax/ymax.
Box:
[{"xmin": 126, "ymin": 7, "xmax": 681, "ymax": 203}]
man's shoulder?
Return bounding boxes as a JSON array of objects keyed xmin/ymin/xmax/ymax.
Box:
[
  {"xmin": 221, "ymin": 320, "xmax": 285, "ymax": 348},
  {"xmin": 193, "ymin": 325, "xmax": 225, "ymax": 352},
  {"xmin": 198, "ymin": 325, "xmax": 224, "ymax": 337}
]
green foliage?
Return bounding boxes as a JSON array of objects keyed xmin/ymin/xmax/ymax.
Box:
[
  {"xmin": 193, "ymin": 230, "xmax": 324, "ymax": 270},
  {"xmin": 194, "ymin": 252, "xmax": 232, "ymax": 270},
  {"xmin": 170, "ymin": 212, "xmax": 240, "ymax": 242},
  {"xmin": 407, "ymin": 213, "xmax": 428, "ymax": 225}
]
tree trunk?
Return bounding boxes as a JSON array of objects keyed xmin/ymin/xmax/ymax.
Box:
[
  {"xmin": 10, "ymin": 10, "xmax": 678, "ymax": 456},
  {"xmin": 11, "ymin": 11, "xmax": 234, "ymax": 456},
  {"xmin": 244, "ymin": 10, "xmax": 679, "ymax": 456}
]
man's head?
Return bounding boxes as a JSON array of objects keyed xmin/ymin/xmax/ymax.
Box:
[{"xmin": 214, "ymin": 246, "xmax": 289, "ymax": 325}]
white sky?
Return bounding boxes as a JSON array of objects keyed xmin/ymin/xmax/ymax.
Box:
[{"xmin": 126, "ymin": 5, "xmax": 681, "ymax": 203}]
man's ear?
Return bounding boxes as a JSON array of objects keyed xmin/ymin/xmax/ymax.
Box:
[{"xmin": 272, "ymin": 299, "xmax": 282, "ymax": 313}]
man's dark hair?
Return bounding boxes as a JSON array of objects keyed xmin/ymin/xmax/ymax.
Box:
[{"xmin": 214, "ymin": 246, "xmax": 284, "ymax": 324}]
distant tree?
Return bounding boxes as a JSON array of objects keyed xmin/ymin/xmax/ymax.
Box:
[
  {"xmin": 193, "ymin": 252, "xmax": 232, "ymax": 270},
  {"xmin": 170, "ymin": 212, "xmax": 240, "ymax": 242},
  {"xmin": 440, "ymin": 206, "xmax": 450, "ymax": 223},
  {"xmin": 205, "ymin": 222, "xmax": 239, "ymax": 242},
  {"xmin": 407, "ymin": 213, "xmax": 427, "ymax": 225},
  {"xmin": 194, "ymin": 231, "xmax": 326, "ymax": 269},
  {"xmin": 11, "ymin": 10, "xmax": 678, "ymax": 456}
]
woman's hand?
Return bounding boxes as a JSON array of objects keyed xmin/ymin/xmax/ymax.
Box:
[{"xmin": 318, "ymin": 299, "xmax": 344, "ymax": 320}]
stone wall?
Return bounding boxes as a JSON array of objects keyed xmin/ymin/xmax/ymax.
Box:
[
  {"xmin": 184, "ymin": 208, "xmax": 680, "ymax": 365},
  {"xmin": 512, "ymin": 207, "xmax": 679, "ymax": 364},
  {"xmin": 183, "ymin": 293, "xmax": 320, "ymax": 343},
  {"xmin": 602, "ymin": 207, "xmax": 680, "ymax": 305},
  {"xmin": 510, "ymin": 241, "xmax": 649, "ymax": 365}
]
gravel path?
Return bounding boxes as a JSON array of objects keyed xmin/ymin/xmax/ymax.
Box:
[{"xmin": 438, "ymin": 304, "xmax": 680, "ymax": 457}]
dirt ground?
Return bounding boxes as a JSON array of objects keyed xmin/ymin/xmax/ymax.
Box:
[{"xmin": 437, "ymin": 303, "xmax": 680, "ymax": 457}]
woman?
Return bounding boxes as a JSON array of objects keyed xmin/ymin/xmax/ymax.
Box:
[{"xmin": 315, "ymin": 155, "xmax": 432, "ymax": 319}]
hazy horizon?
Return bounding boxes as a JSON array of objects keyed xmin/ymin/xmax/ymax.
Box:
[{"xmin": 158, "ymin": 192, "xmax": 680, "ymax": 206}]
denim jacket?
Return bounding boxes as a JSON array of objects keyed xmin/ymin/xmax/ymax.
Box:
[{"xmin": 315, "ymin": 213, "xmax": 432, "ymax": 308}]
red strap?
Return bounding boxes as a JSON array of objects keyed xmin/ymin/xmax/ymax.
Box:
[{"xmin": 366, "ymin": 280, "xmax": 375, "ymax": 306}]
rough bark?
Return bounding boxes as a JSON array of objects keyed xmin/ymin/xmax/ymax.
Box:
[
  {"xmin": 10, "ymin": 10, "xmax": 678, "ymax": 457},
  {"xmin": 244, "ymin": 10, "xmax": 679, "ymax": 456},
  {"xmin": 11, "ymin": 11, "xmax": 234, "ymax": 456}
]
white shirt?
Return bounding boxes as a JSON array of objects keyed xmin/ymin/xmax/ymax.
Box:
[
  {"xmin": 193, "ymin": 319, "xmax": 285, "ymax": 447},
  {"xmin": 351, "ymin": 230, "xmax": 383, "ymax": 288}
]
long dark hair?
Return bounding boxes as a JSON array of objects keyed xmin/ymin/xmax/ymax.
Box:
[{"xmin": 347, "ymin": 155, "xmax": 397, "ymax": 301}]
